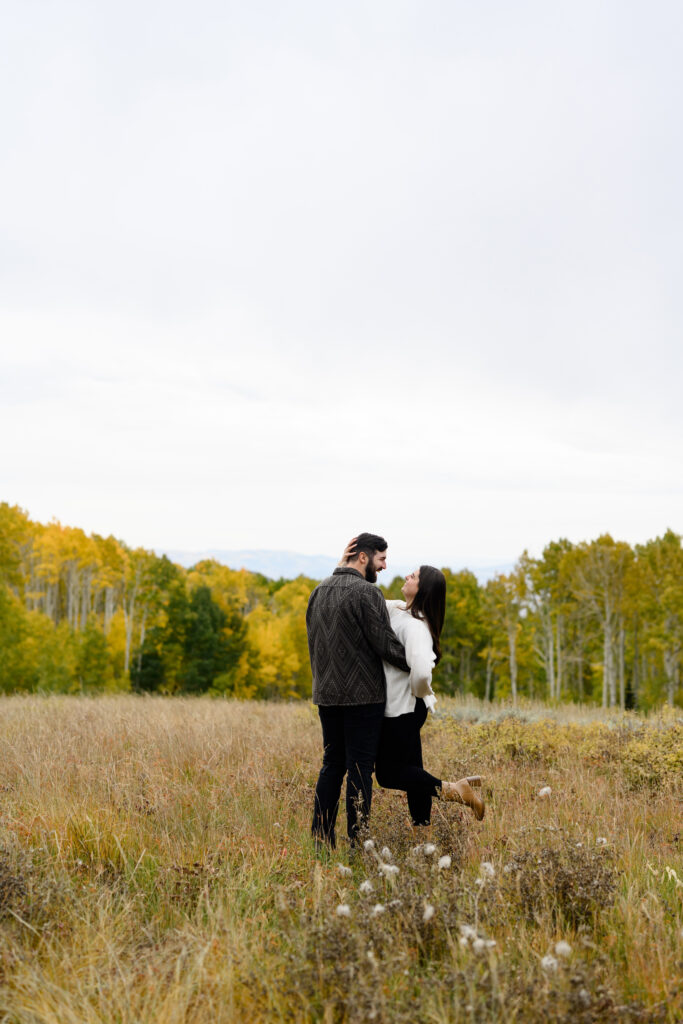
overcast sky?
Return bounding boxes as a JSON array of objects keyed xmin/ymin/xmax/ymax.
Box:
[{"xmin": 2, "ymin": 1, "xmax": 682, "ymax": 573}]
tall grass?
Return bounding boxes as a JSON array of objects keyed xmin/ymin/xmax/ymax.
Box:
[{"xmin": 0, "ymin": 695, "xmax": 680, "ymax": 1022}]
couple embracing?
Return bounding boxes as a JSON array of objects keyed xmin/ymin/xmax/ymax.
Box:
[{"xmin": 306, "ymin": 532, "xmax": 484, "ymax": 850}]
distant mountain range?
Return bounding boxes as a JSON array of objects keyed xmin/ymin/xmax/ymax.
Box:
[
  {"xmin": 157, "ymin": 548, "xmax": 512, "ymax": 583},
  {"xmin": 160, "ymin": 549, "xmax": 340, "ymax": 580}
]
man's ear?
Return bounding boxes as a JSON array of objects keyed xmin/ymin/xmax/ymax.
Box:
[{"xmin": 357, "ymin": 551, "xmax": 368, "ymax": 565}]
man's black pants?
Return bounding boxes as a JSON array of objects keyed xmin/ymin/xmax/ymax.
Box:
[{"xmin": 312, "ymin": 702, "xmax": 384, "ymax": 848}]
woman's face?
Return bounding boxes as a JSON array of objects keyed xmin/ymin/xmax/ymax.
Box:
[{"xmin": 401, "ymin": 569, "xmax": 420, "ymax": 604}]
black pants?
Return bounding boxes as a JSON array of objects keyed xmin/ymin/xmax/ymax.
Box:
[
  {"xmin": 312, "ymin": 702, "xmax": 385, "ymax": 848},
  {"xmin": 375, "ymin": 698, "xmax": 442, "ymax": 826}
]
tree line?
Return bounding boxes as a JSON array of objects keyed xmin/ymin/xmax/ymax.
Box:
[{"xmin": 1, "ymin": 503, "xmax": 681, "ymax": 708}]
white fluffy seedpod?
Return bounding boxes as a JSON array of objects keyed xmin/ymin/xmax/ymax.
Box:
[
  {"xmin": 371, "ymin": 903, "xmax": 385, "ymax": 917},
  {"xmin": 459, "ymin": 924, "xmax": 477, "ymax": 941},
  {"xmin": 359, "ymin": 880, "xmax": 374, "ymax": 895},
  {"xmin": 472, "ymin": 938, "xmax": 486, "ymax": 954},
  {"xmin": 438, "ymin": 855, "xmax": 452, "ymax": 870},
  {"xmin": 541, "ymin": 954, "xmax": 558, "ymax": 972},
  {"xmin": 596, "ymin": 836, "xmax": 608, "ymax": 846},
  {"xmin": 379, "ymin": 862, "xmax": 399, "ymax": 878},
  {"xmin": 555, "ymin": 940, "xmax": 572, "ymax": 958},
  {"xmin": 422, "ymin": 903, "xmax": 435, "ymax": 923},
  {"xmin": 538, "ymin": 786, "xmax": 552, "ymax": 799},
  {"xmin": 336, "ymin": 904, "xmax": 351, "ymax": 918},
  {"xmin": 423, "ymin": 843, "xmax": 436, "ymax": 856},
  {"xmin": 363, "ymin": 839, "xmax": 375, "ymax": 852},
  {"xmin": 480, "ymin": 861, "xmax": 495, "ymax": 879},
  {"xmin": 380, "ymin": 846, "xmax": 393, "ymax": 861},
  {"xmin": 336, "ymin": 863, "xmax": 353, "ymax": 877}
]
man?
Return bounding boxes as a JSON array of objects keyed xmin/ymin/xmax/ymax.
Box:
[{"xmin": 306, "ymin": 532, "xmax": 409, "ymax": 848}]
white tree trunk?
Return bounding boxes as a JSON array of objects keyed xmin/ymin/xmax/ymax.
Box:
[
  {"xmin": 556, "ymin": 614, "xmax": 563, "ymax": 699},
  {"xmin": 508, "ymin": 624, "xmax": 518, "ymax": 705},
  {"xmin": 136, "ymin": 606, "xmax": 148, "ymax": 676},
  {"xmin": 123, "ymin": 584, "xmax": 137, "ymax": 675},
  {"xmin": 66, "ymin": 563, "xmax": 79, "ymax": 631},
  {"xmin": 104, "ymin": 588, "xmax": 114, "ymax": 634},
  {"xmin": 663, "ymin": 645, "xmax": 680, "ymax": 705},
  {"xmin": 485, "ymin": 648, "xmax": 493, "ymax": 701},
  {"xmin": 618, "ymin": 622, "xmax": 626, "ymax": 709}
]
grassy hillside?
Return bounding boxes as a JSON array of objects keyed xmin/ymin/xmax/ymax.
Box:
[{"xmin": 0, "ymin": 696, "xmax": 681, "ymax": 1022}]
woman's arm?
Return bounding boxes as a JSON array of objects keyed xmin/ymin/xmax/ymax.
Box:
[
  {"xmin": 337, "ymin": 537, "xmax": 358, "ymax": 566},
  {"xmin": 404, "ymin": 618, "xmax": 436, "ymax": 698}
]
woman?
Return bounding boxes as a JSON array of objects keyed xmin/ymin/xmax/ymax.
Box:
[
  {"xmin": 376, "ymin": 565, "xmax": 484, "ymax": 828},
  {"xmin": 340, "ymin": 541, "xmax": 484, "ymax": 829}
]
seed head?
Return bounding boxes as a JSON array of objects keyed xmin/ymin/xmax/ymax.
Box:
[
  {"xmin": 379, "ymin": 862, "xmax": 399, "ymax": 878},
  {"xmin": 480, "ymin": 861, "xmax": 495, "ymax": 878},
  {"xmin": 423, "ymin": 843, "xmax": 436, "ymax": 856},
  {"xmin": 371, "ymin": 903, "xmax": 385, "ymax": 917},
  {"xmin": 422, "ymin": 903, "xmax": 435, "ymax": 923},
  {"xmin": 363, "ymin": 839, "xmax": 375, "ymax": 852},
  {"xmin": 555, "ymin": 940, "xmax": 572, "ymax": 958},
  {"xmin": 438, "ymin": 855, "xmax": 452, "ymax": 870},
  {"xmin": 336, "ymin": 904, "xmax": 351, "ymax": 918},
  {"xmin": 538, "ymin": 786, "xmax": 552, "ymax": 799},
  {"xmin": 337, "ymin": 863, "xmax": 353, "ymax": 877},
  {"xmin": 380, "ymin": 846, "xmax": 393, "ymax": 861},
  {"xmin": 359, "ymin": 880, "xmax": 374, "ymax": 894},
  {"xmin": 541, "ymin": 954, "xmax": 558, "ymax": 972}
]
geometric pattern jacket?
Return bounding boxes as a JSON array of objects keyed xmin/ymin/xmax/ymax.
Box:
[{"xmin": 306, "ymin": 567, "xmax": 410, "ymax": 706}]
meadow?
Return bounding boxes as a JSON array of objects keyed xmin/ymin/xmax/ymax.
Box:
[{"xmin": 0, "ymin": 695, "xmax": 681, "ymax": 1023}]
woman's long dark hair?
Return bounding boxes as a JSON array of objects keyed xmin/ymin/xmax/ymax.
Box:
[{"xmin": 408, "ymin": 565, "xmax": 446, "ymax": 664}]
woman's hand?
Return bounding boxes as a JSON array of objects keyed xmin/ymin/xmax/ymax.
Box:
[{"xmin": 338, "ymin": 537, "xmax": 358, "ymax": 566}]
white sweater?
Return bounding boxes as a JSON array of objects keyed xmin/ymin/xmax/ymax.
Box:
[{"xmin": 383, "ymin": 600, "xmax": 437, "ymax": 718}]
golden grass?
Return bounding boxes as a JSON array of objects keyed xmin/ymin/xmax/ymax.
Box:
[{"xmin": 0, "ymin": 695, "xmax": 681, "ymax": 1023}]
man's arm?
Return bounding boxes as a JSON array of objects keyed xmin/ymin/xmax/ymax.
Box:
[
  {"xmin": 305, "ymin": 586, "xmax": 319, "ymax": 664},
  {"xmin": 357, "ymin": 587, "xmax": 410, "ymax": 672}
]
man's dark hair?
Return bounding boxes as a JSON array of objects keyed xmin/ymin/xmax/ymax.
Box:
[{"xmin": 347, "ymin": 532, "xmax": 387, "ymax": 563}]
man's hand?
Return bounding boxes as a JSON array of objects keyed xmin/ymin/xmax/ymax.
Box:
[{"xmin": 338, "ymin": 537, "xmax": 358, "ymax": 566}]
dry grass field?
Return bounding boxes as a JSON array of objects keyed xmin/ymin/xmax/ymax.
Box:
[{"xmin": 0, "ymin": 695, "xmax": 681, "ymax": 1023}]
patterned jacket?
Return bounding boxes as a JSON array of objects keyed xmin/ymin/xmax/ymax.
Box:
[{"xmin": 306, "ymin": 567, "xmax": 410, "ymax": 706}]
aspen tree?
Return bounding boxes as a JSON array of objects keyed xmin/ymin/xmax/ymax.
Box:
[
  {"xmin": 564, "ymin": 536, "xmax": 634, "ymax": 708},
  {"xmin": 636, "ymin": 530, "xmax": 683, "ymax": 706}
]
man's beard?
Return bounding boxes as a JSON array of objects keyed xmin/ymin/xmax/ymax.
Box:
[{"xmin": 365, "ymin": 562, "xmax": 377, "ymax": 584}]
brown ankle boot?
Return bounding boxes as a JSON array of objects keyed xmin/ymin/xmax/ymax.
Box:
[{"xmin": 442, "ymin": 779, "xmax": 485, "ymax": 820}]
